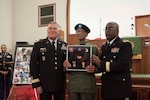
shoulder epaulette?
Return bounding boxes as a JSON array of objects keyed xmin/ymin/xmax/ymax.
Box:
[
  {"xmin": 123, "ymin": 39, "xmax": 134, "ymax": 48},
  {"xmin": 34, "ymin": 39, "xmax": 44, "ymax": 44},
  {"xmin": 123, "ymin": 39, "xmax": 130, "ymax": 43},
  {"xmin": 102, "ymin": 41, "xmax": 107, "ymax": 46}
]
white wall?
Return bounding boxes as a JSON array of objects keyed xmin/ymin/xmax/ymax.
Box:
[
  {"xmin": 0, "ymin": 0, "xmax": 65, "ymax": 56},
  {"xmin": 0, "ymin": 0, "xmax": 12, "ymax": 53},
  {"xmin": 70, "ymin": 0, "xmax": 150, "ymax": 39},
  {"xmin": 11, "ymin": 0, "xmax": 67, "ymax": 51}
]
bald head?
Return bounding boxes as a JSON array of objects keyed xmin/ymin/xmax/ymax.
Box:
[
  {"xmin": 105, "ymin": 21, "xmax": 119, "ymax": 41},
  {"xmin": 1, "ymin": 44, "xmax": 7, "ymax": 53}
]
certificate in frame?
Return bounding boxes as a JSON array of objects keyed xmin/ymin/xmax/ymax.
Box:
[{"xmin": 66, "ymin": 45, "xmax": 92, "ymax": 71}]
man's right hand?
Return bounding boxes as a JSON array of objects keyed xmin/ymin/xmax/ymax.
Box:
[
  {"xmin": 36, "ymin": 86, "xmax": 43, "ymax": 94},
  {"xmin": 91, "ymin": 55, "xmax": 101, "ymax": 66},
  {"xmin": 63, "ymin": 60, "xmax": 71, "ymax": 68},
  {"xmin": 0, "ymin": 70, "xmax": 8, "ymax": 75}
]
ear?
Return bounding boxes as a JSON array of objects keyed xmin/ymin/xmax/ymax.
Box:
[
  {"xmin": 117, "ymin": 29, "xmax": 119, "ymax": 35},
  {"xmin": 85, "ymin": 33, "xmax": 88, "ymax": 37}
]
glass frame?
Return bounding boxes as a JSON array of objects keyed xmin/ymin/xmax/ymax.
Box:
[{"xmin": 66, "ymin": 45, "xmax": 92, "ymax": 71}]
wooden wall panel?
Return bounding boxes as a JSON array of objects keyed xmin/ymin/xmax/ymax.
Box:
[
  {"xmin": 141, "ymin": 37, "xmax": 150, "ymax": 74},
  {"xmin": 67, "ymin": 34, "xmax": 78, "ymax": 45}
]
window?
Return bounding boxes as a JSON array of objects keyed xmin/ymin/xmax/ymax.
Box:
[{"xmin": 38, "ymin": 3, "xmax": 56, "ymax": 27}]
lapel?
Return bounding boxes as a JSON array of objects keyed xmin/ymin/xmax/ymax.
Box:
[
  {"xmin": 110, "ymin": 37, "xmax": 121, "ymax": 48},
  {"xmin": 57, "ymin": 39, "xmax": 63, "ymax": 52},
  {"xmin": 44, "ymin": 38, "xmax": 53, "ymax": 51}
]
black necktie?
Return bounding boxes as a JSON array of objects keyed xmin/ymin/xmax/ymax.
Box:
[
  {"xmin": 52, "ymin": 41, "xmax": 55, "ymax": 51},
  {"xmin": 105, "ymin": 42, "xmax": 110, "ymax": 49}
]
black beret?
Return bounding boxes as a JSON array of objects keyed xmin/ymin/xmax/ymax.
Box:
[{"xmin": 74, "ymin": 23, "xmax": 90, "ymax": 33}]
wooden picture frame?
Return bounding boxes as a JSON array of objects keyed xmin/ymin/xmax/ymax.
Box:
[{"xmin": 38, "ymin": 3, "xmax": 56, "ymax": 27}]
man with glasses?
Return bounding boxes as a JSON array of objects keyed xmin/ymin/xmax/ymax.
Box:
[{"xmin": 91, "ymin": 21, "xmax": 132, "ymax": 100}]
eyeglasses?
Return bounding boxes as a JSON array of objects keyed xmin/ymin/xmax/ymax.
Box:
[{"xmin": 105, "ymin": 27, "xmax": 117, "ymax": 31}]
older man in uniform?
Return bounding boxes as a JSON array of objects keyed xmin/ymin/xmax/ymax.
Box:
[
  {"xmin": 92, "ymin": 21, "xmax": 132, "ymax": 100},
  {"xmin": 30, "ymin": 22, "xmax": 67, "ymax": 100}
]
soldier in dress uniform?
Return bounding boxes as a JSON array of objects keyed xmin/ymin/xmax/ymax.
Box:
[
  {"xmin": 91, "ymin": 22, "xmax": 133, "ymax": 100},
  {"xmin": 0, "ymin": 44, "xmax": 13, "ymax": 100},
  {"xmin": 30, "ymin": 22, "xmax": 67, "ymax": 100},
  {"xmin": 63, "ymin": 23, "xmax": 99, "ymax": 100}
]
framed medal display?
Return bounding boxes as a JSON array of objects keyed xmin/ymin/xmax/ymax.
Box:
[
  {"xmin": 12, "ymin": 45, "xmax": 33, "ymax": 84},
  {"xmin": 66, "ymin": 45, "xmax": 92, "ymax": 71}
]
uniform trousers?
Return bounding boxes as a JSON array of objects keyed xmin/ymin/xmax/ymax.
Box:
[
  {"xmin": 0, "ymin": 73, "xmax": 12, "ymax": 100},
  {"xmin": 40, "ymin": 91, "xmax": 65, "ymax": 100},
  {"xmin": 69, "ymin": 92, "xmax": 95, "ymax": 100}
]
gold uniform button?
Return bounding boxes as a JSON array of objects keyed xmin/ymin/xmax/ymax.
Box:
[
  {"xmin": 55, "ymin": 62, "xmax": 57, "ymax": 64},
  {"xmin": 55, "ymin": 67, "xmax": 57, "ymax": 69},
  {"xmin": 55, "ymin": 57, "xmax": 57, "ymax": 60}
]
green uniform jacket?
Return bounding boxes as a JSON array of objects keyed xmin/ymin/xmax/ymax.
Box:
[{"xmin": 68, "ymin": 42, "xmax": 99, "ymax": 93}]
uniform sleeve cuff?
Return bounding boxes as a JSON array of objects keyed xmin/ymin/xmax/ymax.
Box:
[
  {"xmin": 32, "ymin": 78, "xmax": 40, "ymax": 83},
  {"xmin": 106, "ymin": 61, "xmax": 110, "ymax": 72}
]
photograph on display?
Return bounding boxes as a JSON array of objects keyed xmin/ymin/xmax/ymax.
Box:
[
  {"xmin": 12, "ymin": 45, "xmax": 33, "ymax": 84},
  {"xmin": 66, "ymin": 45, "xmax": 92, "ymax": 71}
]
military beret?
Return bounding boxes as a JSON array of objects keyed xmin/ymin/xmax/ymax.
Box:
[{"xmin": 75, "ymin": 23, "xmax": 90, "ymax": 33}]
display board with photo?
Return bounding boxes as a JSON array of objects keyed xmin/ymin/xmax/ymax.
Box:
[{"xmin": 12, "ymin": 45, "xmax": 33, "ymax": 84}]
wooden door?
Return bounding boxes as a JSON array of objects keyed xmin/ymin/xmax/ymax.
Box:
[{"xmin": 135, "ymin": 15, "xmax": 150, "ymax": 37}]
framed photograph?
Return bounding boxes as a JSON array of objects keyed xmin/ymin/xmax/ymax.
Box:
[
  {"xmin": 38, "ymin": 3, "xmax": 56, "ymax": 27},
  {"xmin": 66, "ymin": 45, "xmax": 92, "ymax": 71},
  {"xmin": 12, "ymin": 45, "xmax": 33, "ymax": 84}
]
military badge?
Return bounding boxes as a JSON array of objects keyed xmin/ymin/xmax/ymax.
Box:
[
  {"xmin": 42, "ymin": 56, "xmax": 46, "ymax": 61},
  {"xmin": 82, "ymin": 62, "xmax": 85, "ymax": 68},
  {"xmin": 40, "ymin": 48, "xmax": 46, "ymax": 52},
  {"xmin": 111, "ymin": 47, "xmax": 120, "ymax": 53},
  {"xmin": 72, "ymin": 61, "xmax": 76, "ymax": 68},
  {"xmin": 61, "ymin": 44, "xmax": 67, "ymax": 50}
]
